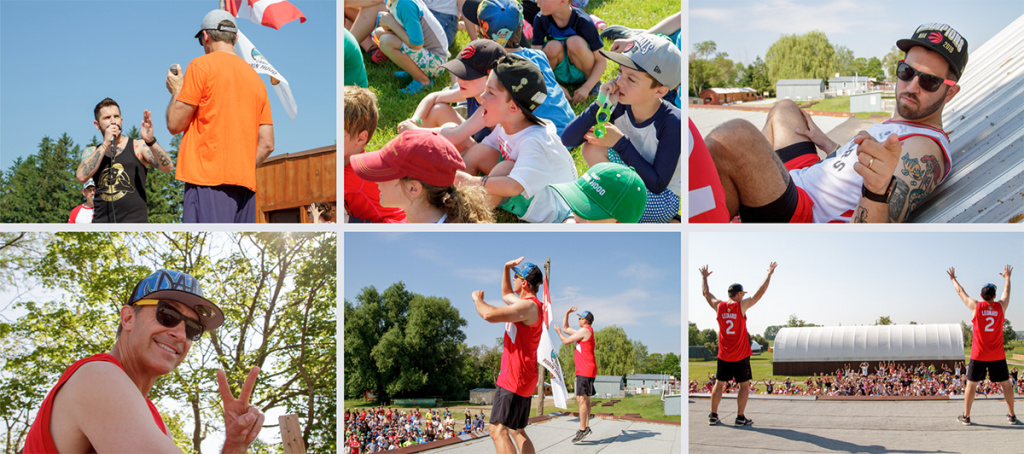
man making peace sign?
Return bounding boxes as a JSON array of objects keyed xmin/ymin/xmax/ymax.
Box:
[{"xmin": 23, "ymin": 269, "xmax": 265, "ymax": 453}]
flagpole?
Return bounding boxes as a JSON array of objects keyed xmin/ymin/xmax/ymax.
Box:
[
  {"xmin": 535, "ymin": 258, "xmax": 551, "ymax": 417},
  {"xmin": 220, "ymin": 0, "xmax": 226, "ymax": 11}
]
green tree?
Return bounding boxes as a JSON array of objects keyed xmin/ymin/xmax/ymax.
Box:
[
  {"xmin": 689, "ymin": 40, "xmax": 722, "ymax": 96},
  {"xmin": 0, "ymin": 134, "xmax": 82, "ymax": 223},
  {"xmin": 765, "ymin": 31, "xmax": 837, "ymax": 87},
  {"xmin": 961, "ymin": 320, "xmax": 972, "ymax": 347},
  {"xmin": 594, "ymin": 325, "xmax": 639, "ymax": 376},
  {"xmin": 641, "ymin": 353, "xmax": 664, "ymax": 374},
  {"xmin": 882, "ymin": 45, "xmax": 904, "ymax": 81},
  {"xmin": 875, "ymin": 316, "xmax": 893, "ymax": 325},
  {"xmin": 558, "ymin": 342, "xmax": 576, "ymax": 391},
  {"xmin": 834, "ymin": 45, "xmax": 855, "ymax": 75},
  {"xmin": 787, "ymin": 314, "xmax": 816, "ymax": 327},
  {"xmin": 1004, "ymin": 319, "xmax": 1017, "ymax": 346},
  {"xmin": 661, "ymin": 353, "xmax": 681, "ymax": 378},
  {"xmin": 864, "ymin": 57, "xmax": 885, "ymax": 80},
  {"xmin": 700, "ymin": 329, "xmax": 717, "ymax": 350},
  {"xmin": 344, "ymin": 283, "xmax": 468, "ymax": 403},
  {"xmin": 764, "ymin": 325, "xmax": 783, "ymax": 340},
  {"xmin": 744, "ymin": 56, "xmax": 773, "ymax": 95},
  {"xmin": 689, "ymin": 322, "xmax": 702, "ymax": 346}
]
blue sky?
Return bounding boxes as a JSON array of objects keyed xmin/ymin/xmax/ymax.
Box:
[
  {"xmin": 344, "ymin": 232, "xmax": 682, "ymax": 355},
  {"xmin": 689, "ymin": 232, "xmax": 1022, "ymax": 337},
  {"xmin": 688, "ymin": 0, "xmax": 1022, "ymax": 68},
  {"xmin": 0, "ymin": 0, "xmax": 336, "ymax": 171}
]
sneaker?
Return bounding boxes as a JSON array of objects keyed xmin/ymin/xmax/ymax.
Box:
[
  {"xmin": 577, "ymin": 427, "xmax": 592, "ymax": 442},
  {"xmin": 571, "ymin": 429, "xmax": 583, "ymax": 443},
  {"xmin": 399, "ymin": 79, "xmax": 432, "ymax": 95},
  {"xmin": 708, "ymin": 413, "xmax": 720, "ymax": 426},
  {"xmin": 1009, "ymin": 414, "xmax": 1019, "ymax": 425},
  {"xmin": 369, "ymin": 46, "xmax": 389, "ymax": 65},
  {"xmin": 395, "ymin": 71, "xmax": 412, "ymax": 79},
  {"xmin": 735, "ymin": 415, "xmax": 753, "ymax": 426},
  {"xmin": 957, "ymin": 414, "xmax": 971, "ymax": 425}
]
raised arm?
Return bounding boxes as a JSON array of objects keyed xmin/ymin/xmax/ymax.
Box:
[
  {"xmin": 500, "ymin": 257, "xmax": 524, "ymax": 304},
  {"xmin": 138, "ymin": 109, "xmax": 174, "ymax": 173},
  {"xmin": 741, "ymin": 262, "xmax": 777, "ymax": 313},
  {"xmin": 998, "ymin": 264, "xmax": 1011, "ymax": 309},
  {"xmin": 472, "ymin": 290, "xmax": 539, "ymax": 325},
  {"xmin": 946, "ymin": 267, "xmax": 976, "ymax": 312},
  {"xmin": 561, "ymin": 306, "xmax": 578, "ymax": 335},
  {"xmin": 555, "ymin": 323, "xmax": 588, "ymax": 345},
  {"xmin": 699, "ymin": 265, "xmax": 719, "ymax": 310}
]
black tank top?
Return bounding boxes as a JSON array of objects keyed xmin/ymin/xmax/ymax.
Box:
[{"xmin": 92, "ymin": 137, "xmax": 148, "ymax": 223}]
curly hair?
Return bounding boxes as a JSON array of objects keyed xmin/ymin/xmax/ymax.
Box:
[{"xmin": 402, "ymin": 178, "xmax": 494, "ymax": 223}]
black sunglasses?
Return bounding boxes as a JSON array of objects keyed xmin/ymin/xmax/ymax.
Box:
[
  {"xmin": 135, "ymin": 299, "xmax": 205, "ymax": 341},
  {"xmin": 896, "ymin": 60, "xmax": 955, "ymax": 93}
]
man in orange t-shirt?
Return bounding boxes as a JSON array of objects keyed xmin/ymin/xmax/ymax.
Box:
[{"xmin": 166, "ymin": 9, "xmax": 275, "ymax": 223}]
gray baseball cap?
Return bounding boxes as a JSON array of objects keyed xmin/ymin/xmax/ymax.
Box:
[
  {"xmin": 194, "ymin": 9, "xmax": 238, "ymax": 38},
  {"xmin": 83, "ymin": 178, "xmax": 95, "ymax": 190},
  {"xmin": 599, "ymin": 33, "xmax": 680, "ymax": 90}
]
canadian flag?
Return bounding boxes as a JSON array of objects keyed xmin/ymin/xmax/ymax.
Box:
[
  {"xmin": 227, "ymin": 0, "xmax": 306, "ymax": 30},
  {"xmin": 536, "ymin": 274, "xmax": 569, "ymax": 409}
]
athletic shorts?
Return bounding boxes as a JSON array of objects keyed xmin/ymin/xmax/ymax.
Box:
[
  {"xmin": 552, "ymin": 40, "xmax": 587, "ymax": 85},
  {"xmin": 608, "ymin": 149, "xmax": 678, "ymax": 223},
  {"xmin": 183, "ymin": 183, "xmax": 256, "ymax": 223},
  {"xmin": 966, "ymin": 358, "xmax": 1010, "ymax": 383},
  {"xmin": 490, "ymin": 387, "xmax": 532, "ymax": 430},
  {"xmin": 399, "ymin": 43, "xmax": 446, "ymax": 78},
  {"xmin": 576, "ymin": 376, "xmax": 596, "ymax": 397},
  {"xmin": 716, "ymin": 357, "xmax": 752, "ymax": 383},
  {"xmin": 737, "ymin": 141, "xmax": 817, "ymax": 223}
]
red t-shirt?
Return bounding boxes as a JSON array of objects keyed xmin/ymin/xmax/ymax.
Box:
[
  {"xmin": 497, "ymin": 296, "xmax": 545, "ymax": 397},
  {"xmin": 348, "ymin": 438, "xmax": 360, "ymax": 454},
  {"xmin": 574, "ymin": 325, "xmax": 597, "ymax": 378},
  {"xmin": 717, "ymin": 301, "xmax": 752, "ymax": 362},
  {"xmin": 344, "ymin": 164, "xmax": 407, "ymax": 223},
  {"xmin": 688, "ymin": 119, "xmax": 729, "ymax": 223},
  {"xmin": 23, "ymin": 353, "xmax": 167, "ymax": 453},
  {"xmin": 971, "ymin": 300, "xmax": 1006, "ymax": 361}
]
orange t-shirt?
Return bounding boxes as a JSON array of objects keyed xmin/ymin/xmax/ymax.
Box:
[{"xmin": 175, "ymin": 51, "xmax": 272, "ymax": 192}]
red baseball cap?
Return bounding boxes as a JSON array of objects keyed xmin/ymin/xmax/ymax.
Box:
[{"xmin": 350, "ymin": 129, "xmax": 466, "ymax": 187}]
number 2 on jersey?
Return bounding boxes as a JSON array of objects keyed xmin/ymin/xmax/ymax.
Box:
[
  {"xmin": 984, "ymin": 316, "xmax": 995, "ymax": 332},
  {"xmin": 725, "ymin": 319, "xmax": 735, "ymax": 335}
]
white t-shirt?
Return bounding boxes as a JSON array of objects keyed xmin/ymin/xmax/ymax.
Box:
[
  {"xmin": 790, "ymin": 120, "xmax": 951, "ymax": 223},
  {"xmin": 482, "ymin": 120, "xmax": 577, "ymax": 223}
]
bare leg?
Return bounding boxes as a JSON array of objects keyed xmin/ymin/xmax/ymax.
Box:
[
  {"xmin": 565, "ymin": 36, "xmax": 595, "ymax": 77},
  {"xmin": 761, "ymin": 99, "xmax": 813, "ymax": 150},
  {"xmin": 423, "ymin": 103, "xmax": 464, "ymax": 129},
  {"xmin": 377, "ymin": 33, "xmax": 430, "ymax": 84},
  {"xmin": 489, "ymin": 423, "xmax": 515, "ymax": 454},
  {"xmin": 577, "ymin": 395, "xmax": 591, "ymax": 430},
  {"xmin": 350, "ymin": 3, "xmax": 387, "ymax": 44},
  {"xmin": 462, "ymin": 143, "xmax": 501, "ymax": 177},
  {"xmin": 711, "ymin": 380, "xmax": 726, "ymax": 414},
  {"xmin": 737, "ymin": 380, "xmax": 750, "ymax": 415},
  {"xmin": 964, "ymin": 380, "xmax": 978, "ymax": 417},
  {"xmin": 511, "ymin": 428, "xmax": 535, "ymax": 454},
  {"xmin": 543, "ymin": 40, "xmax": 564, "ymax": 70},
  {"xmin": 705, "ymin": 119, "xmax": 791, "ymax": 217},
  {"xmin": 581, "ymin": 142, "xmax": 610, "ymax": 167},
  {"xmin": 1000, "ymin": 380, "xmax": 1016, "ymax": 417}
]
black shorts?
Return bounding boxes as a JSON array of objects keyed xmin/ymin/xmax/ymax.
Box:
[
  {"xmin": 717, "ymin": 357, "xmax": 752, "ymax": 383},
  {"xmin": 490, "ymin": 387, "xmax": 532, "ymax": 430},
  {"xmin": 576, "ymin": 376, "xmax": 596, "ymax": 397},
  {"xmin": 966, "ymin": 358, "xmax": 1010, "ymax": 383},
  {"xmin": 739, "ymin": 141, "xmax": 817, "ymax": 223}
]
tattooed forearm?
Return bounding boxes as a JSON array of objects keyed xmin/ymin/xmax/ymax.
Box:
[
  {"xmin": 78, "ymin": 146, "xmax": 103, "ymax": 178},
  {"xmin": 852, "ymin": 205, "xmax": 869, "ymax": 223},
  {"xmin": 149, "ymin": 142, "xmax": 174, "ymax": 170},
  {"xmin": 888, "ymin": 178, "xmax": 910, "ymax": 222}
]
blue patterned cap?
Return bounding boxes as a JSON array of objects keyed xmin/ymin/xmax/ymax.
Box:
[{"xmin": 127, "ymin": 269, "xmax": 224, "ymax": 330}]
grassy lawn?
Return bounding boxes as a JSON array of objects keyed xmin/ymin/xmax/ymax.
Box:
[
  {"xmin": 688, "ymin": 351, "xmax": 815, "ymax": 389},
  {"xmin": 799, "ymin": 95, "xmax": 890, "ymax": 119},
  {"xmin": 357, "ymin": 0, "xmax": 678, "ymax": 222},
  {"xmin": 543, "ymin": 394, "xmax": 680, "ymax": 422}
]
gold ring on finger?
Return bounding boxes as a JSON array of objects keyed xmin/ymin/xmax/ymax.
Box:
[{"xmin": 868, "ymin": 157, "xmax": 874, "ymax": 170}]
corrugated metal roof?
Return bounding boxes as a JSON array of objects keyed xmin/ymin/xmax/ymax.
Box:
[
  {"xmin": 707, "ymin": 87, "xmax": 756, "ymax": 94},
  {"xmin": 776, "ymin": 79, "xmax": 824, "ymax": 86},
  {"xmin": 773, "ymin": 324, "xmax": 964, "ymax": 362},
  {"xmin": 626, "ymin": 374, "xmax": 672, "ymax": 380},
  {"xmin": 910, "ymin": 14, "xmax": 1024, "ymax": 223}
]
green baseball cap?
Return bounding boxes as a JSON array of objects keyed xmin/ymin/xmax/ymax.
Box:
[{"xmin": 550, "ymin": 162, "xmax": 647, "ymax": 223}]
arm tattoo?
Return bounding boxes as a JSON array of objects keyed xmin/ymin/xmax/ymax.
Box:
[
  {"xmin": 888, "ymin": 178, "xmax": 910, "ymax": 222},
  {"xmin": 79, "ymin": 146, "xmax": 102, "ymax": 176},
  {"xmin": 852, "ymin": 205, "xmax": 869, "ymax": 223}
]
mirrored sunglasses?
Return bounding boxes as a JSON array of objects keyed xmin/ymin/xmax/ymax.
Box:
[
  {"xmin": 134, "ymin": 299, "xmax": 205, "ymax": 341},
  {"xmin": 896, "ymin": 60, "xmax": 955, "ymax": 93}
]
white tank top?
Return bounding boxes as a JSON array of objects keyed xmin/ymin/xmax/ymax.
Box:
[{"xmin": 790, "ymin": 120, "xmax": 951, "ymax": 223}]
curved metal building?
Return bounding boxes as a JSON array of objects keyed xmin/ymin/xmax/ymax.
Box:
[{"xmin": 772, "ymin": 324, "xmax": 964, "ymax": 375}]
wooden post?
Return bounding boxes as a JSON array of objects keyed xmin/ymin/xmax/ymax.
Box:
[
  {"xmin": 535, "ymin": 258, "xmax": 551, "ymax": 417},
  {"xmin": 279, "ymin": 414, "xmax": 307, "ymax": 454}
]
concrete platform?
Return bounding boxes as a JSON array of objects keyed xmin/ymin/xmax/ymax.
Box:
[
  {"xmin": 688, "ymin": 397, "xmax": 1022, "ymax": 453},
  {"xmin": 426, "ymin": 414, "xmax": 681, "ymax": 454}
]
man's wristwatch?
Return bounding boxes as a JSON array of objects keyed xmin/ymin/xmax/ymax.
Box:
[
  {"xmin": 862, "ymin": 175, "xmax": 897, "ymax": 203},
  {"xmin": 145, "ymin": 138, "xmax": 157, "ymax": 147}
]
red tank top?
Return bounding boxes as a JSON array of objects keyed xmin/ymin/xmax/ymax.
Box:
[
  {"xmin": 497, "ymin": 296, "xmax": 544, "ymax": 397},
  {"xmin": 574, "ymin": 325, "xmax": 597, "ymax": 378},
  {"xmin": 23, "ymin": 353, "xmax": 168, "ymax": 454},
  {"xmin": 717, "ymin": 301, "xmax": 751, "ymax": 362},
  {"xmin": 971, "ymin": 301, "xmax": 1006, "ymax": 361},
  {"xmin": 688, "ymin": 119, "xmax": 729, "ymax": 223}
]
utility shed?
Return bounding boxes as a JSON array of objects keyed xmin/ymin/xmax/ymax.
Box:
[
  {"xmin": 909, "ymin": 14, "xmax": 1024, "ymax": 223},
  {"xmin": 776, "ymin": 79, "xmax": 825, "ymax": 101},
  {"xmin": 255, "ymin": 144, "xmax": 337, "ymax": 223},
  {"xmin": 772, "ymin": 324, "xmax": 964, "ymax": 376},
  {"xmin": 593, "ymin": 375, "xmax": 624, "ymax": 398}
]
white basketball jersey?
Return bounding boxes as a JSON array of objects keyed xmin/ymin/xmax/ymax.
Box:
[{"xmin": 790, "ymin": 120, "xmax": 951, "ymax": 223}]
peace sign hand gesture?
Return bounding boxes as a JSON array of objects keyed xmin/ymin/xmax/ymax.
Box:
[{"xmin": 218, "ymin": 367, "xmax": 265, "ymax": 453}]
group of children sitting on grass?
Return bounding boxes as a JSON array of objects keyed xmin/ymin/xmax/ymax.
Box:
[{"xmin": 344, "ymin": 0, "xmax": 681, "ymax": 223}]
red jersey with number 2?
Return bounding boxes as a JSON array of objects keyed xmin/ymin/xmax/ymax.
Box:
[
  {"xmin": 971, "ymin": 300, "xmax": 1005, "ymax": 361},
  {"xmin": 717, "ymin": 301, "xmax": 751, "ymax": 362}
]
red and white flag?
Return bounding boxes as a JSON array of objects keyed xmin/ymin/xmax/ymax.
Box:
[
  {"xmin": 228, "ymin": 0, "xmax": 306, "ymax": 30},
  {"xmin": 536, "ymin": 274, "xmax": 568, "ymax": 409}
]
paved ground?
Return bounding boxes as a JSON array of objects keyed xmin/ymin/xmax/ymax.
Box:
[
  {"xmin": 688, "ymin": 397, "xmax": 1022, "ymax": 453},
  {"xmin": 429, "ymin": 414, "xmax": 681, "ymax": 454}
]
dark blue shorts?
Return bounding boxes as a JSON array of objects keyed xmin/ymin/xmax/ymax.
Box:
[{"xmin": 183, "ymin": 183, "xmax": 256, "ymax": 223}]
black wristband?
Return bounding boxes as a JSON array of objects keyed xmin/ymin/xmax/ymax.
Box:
[
  {"xmin": 861, "ymin": 176, "xmax": 896, "ymax": 203},
  {"xmin": 145, "ymin": 138, "xmax": 157, "ymax": 147}
]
